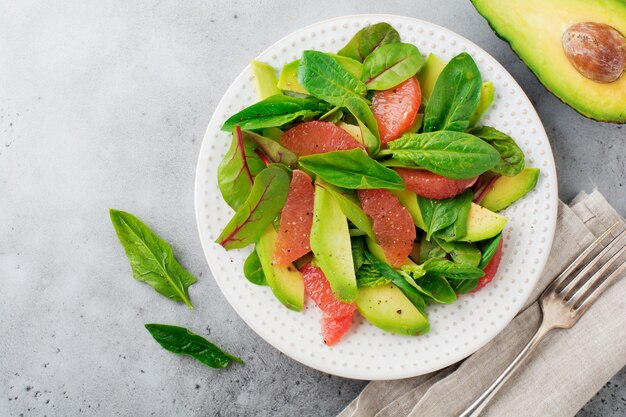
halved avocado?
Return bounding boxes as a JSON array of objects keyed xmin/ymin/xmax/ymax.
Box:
[
  {"xmin": 481, "ymin": 168, "xmax": 540, "ymax": 212},
  {"xmin": 277, "ymin": 54, "xmax": 363, "ymax": 95},
  {"xmin": 310, "ymin": 183, "xmax": 358, "ymax": 302},
  {"xmin": 256, "ymin": 226, "xmax": 304, "ymax": 311},
  {"xmin": 357, "ymin": 283, "xmax": 429, "ymax": 335},
  {"xmin": 471, "ymin": 0, "xmax": 626, "ymax": 122},
  {"xmin": 461, "ymin": 203, "xmax": 508, "ymax": 242}
]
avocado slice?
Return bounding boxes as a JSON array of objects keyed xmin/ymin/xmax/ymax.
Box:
[
  {"xmin": 277, "ymin": 54, "xmax": 363, "ymax": 95},
  {"xmin": 250, "ymin": 60, "xmax": 281, "ymax": 100},
  {"xmin": 469, "ymin": 81, "xmax": 494, "ymax": 127},
  {"xmin": 481, "ymin": 168, "xmax": 540, "ymax": 212},
  {"xmin": 317, "ymin": 180, "xmax": 375, "ymax": 240},
  {"xmin": 390, "ymin": 189, "xmax": 427, "ymax": 230},
  {"xmin": 256, "ymin": 226, "xmax": 304, "ymax": 311},
  {"xmin": 310, "ymin": 183, "xmax": 358, "ymax": 302},
  {"xmin": 471, "ymin": 0, "xmax": 626, "ymax": 122},
  {"xmin": 416, "ymin": 53, "xmax": 447, "ymax": 102},
  {"xmin": 356, "ymin": 283, "xmax": 429, "ymax": 335},
  {"xmin": 461, "ymin": 204, "xmax": 508, "ymax": 242}
]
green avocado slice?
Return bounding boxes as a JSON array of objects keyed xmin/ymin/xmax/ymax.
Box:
[{"xmin": 481, "ymin": 168, "xmax": 540, "ymax": 212}]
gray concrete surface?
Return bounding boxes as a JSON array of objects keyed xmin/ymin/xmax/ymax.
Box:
[{"xmin": 0, "ymin": 1, "xmax": 624, "ymax": 416}]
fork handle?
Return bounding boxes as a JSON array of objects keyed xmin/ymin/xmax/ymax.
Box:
[{"xmin": 458, "ymin": 320, "xmax": 554, "ymax": 417}]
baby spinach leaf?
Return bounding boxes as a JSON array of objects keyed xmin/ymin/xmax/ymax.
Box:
[
  {"xmin": 434, "ymin": 238, "xmax": 481, "ymax": 267},
  {"xmin": 319, "ymin": 181, "xmax": 375, "ymax": 240},
  {"xmin": 356, "ymin": 263, "xmax": 392, "ymax": 287},
  {"xmin": 419, "ymin": 233, "xmax": 448, "ymax": 262},
  {"xmin": 145, "ymin": 324, "xmax": 243, "ymax": 368},
  {"xmin": 418, "ymin": 191, "xmax": 472, "ymax": 240},
  {"xmin": 450, "ymin": 278, "xmax": 479, "ymax": 294},
  {"xmin": 362, "ymin": 43, "xmax": 424, "ymax": 90},
  {"xmin": 216, "ymin": 165, "xmax": 290, "ymax": 249},
  {"xmin": 298, "ymin": 149, "xmax": 405, "ymax": 190},
  {"xmin": 344, "ymin": 96, "xmax": 380, "ymax": 155},
  {"xmin": 421, "ymin": 258, "xmax": 484, "ymax": 280},
  {"xmin": 242, "ymin": 130, "xmax": 298, "ymax": 168},
  {"xmin": 478, "ymin": 233, "xmax": 502, "ymax": 269},
  {"xmin": 351, "ymin": 236, "xmax": 368, "ymax": 271},
  {"xmin": 415, "ymin": 273, "xmax": 456, "ymax": 304},
  {"xmin": 319, "ymin": 106, "xmax": 344, "ymax": 123},
  {"xmin": 244, "ymin": 249, "xmax": 267, "ymax": 286},
  {"xmin": 109, "ymin": 209, "xmax": 196, "ymax": 308},
  {"xmin": 433, "ymin": 190, "xmax": 473, "ymax": 242},
  {"xmin": 384, "ymin": 131, "xmax": 500, "ymax": 179},
  {"xmin": 424, "ymin": 52, "xmax": 482, "ymax": 132},
  {"xmin": 218, "ymin": 126, "xmax": 267, "ymax": 210},
  {"xmin": 221, "ymin": 95, "xmax": 332, "ymax": 132},
  {"xmin": 338, "ymin": 22, "xmax": 401, "ymax": 62},
  {"xmin": 469, "ymin": 126, "xmax": 525, "ymax": 176}
]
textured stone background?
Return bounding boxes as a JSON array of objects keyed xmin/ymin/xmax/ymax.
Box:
[{"xmin": 0, "ymin": 1, "xmax": 624, "ymax": 416}]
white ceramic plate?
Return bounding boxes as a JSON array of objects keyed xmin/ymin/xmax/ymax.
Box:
[{"xmin": 195, "ymin": 14, "xmax": 557, "ymax": 380}]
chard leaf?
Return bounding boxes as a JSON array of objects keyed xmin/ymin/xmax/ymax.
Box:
[
  {"xmin": 216, "ymin": 165, "xmax": 290, "ymax": 249},
  {"xmin": 221, "ymin": 95, "xmax": 332, "ymax": 132},
  {"xmin": 244, "ymin": 249, "xmax": 267, "ymax": 286},
  {"xmin": 218, "ymin": 126, "xmax": 266, "ymax": 210},
  {"xmin": 145, "ymin": 324, "xmax": 242, "ymax": 368},
  {"xmin": 418, "ymin": 191, "xmax": 473, "ymax": 240},
  {"xmin": 241, "ymin": 130, "xmax": 298, "ymax": 168},
  {"xmin": 362, "ymin": 43, "xmax": 424, "ymax": 90},
  {"xmin": 109, "ymin": 209, "xmax": 196, "ymax": 308},
  {"xmin": 298, "ymin": 149, "xmax": 405, "ymax": 190},
  {"xmin": 338, "ymin": 22, "xmax": 401, "ymax": 62},
  {"xmin": 424, "ymin": 52, "xmax": 482, "ymax": 132},
  {"xmin": 297, "ymin": 50, "xmax": 367, "ymax": 108},
  {"xmin": 421, "ymin": 258, "xmax": 484, "ymax": 280},
  {"xmin": 469, "ymin": 126, "xmax": 525, "ymax": 176},
  {"xmin": 344, "ymin": 96, "xmax": 380, "ymax": 155},
  {"xmin": 385, "ymin": 131, "xmax": 500, "ymax": 179}
]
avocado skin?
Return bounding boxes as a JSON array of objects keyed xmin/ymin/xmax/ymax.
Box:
[
  {"xmin": 471, "ymin": 0, "xmax": 626, "ymax": 123},
  {"xmin": 481, "ymin": 168, "xmax": 540, "ymax": 212}
]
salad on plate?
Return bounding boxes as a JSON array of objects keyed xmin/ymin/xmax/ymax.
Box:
[{"xmin": 214, "ymin": 22, "xmax": 539, "ymax": 345}]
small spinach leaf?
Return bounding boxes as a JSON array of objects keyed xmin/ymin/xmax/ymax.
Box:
[
  {"xmin": 424, "ymin": 52, "xmax": 482, "ymax": 132},
  {"xmin": 221, "ymin": 95, "xmax": 332, "ymax": 132},
  {"xmin": 384, "ymin": 131, "xmax": 500, "ymax": 179},
  {"xmin": 344, "ymin": 96, "xmax": 381, "ymax": 155},
  {"xmin": 356, "ymin": 263, "xmax": 392, "ymax": 287},
  {"xmin": 433, "ymin": 190, "xmax": 473, "ymax": 242},
  {"xmin": 145, "ymin": 324, "xmax": 243, "ymax": 368},
  {"xmin": 469, "ymin": 126, "xmax": 525, "ymax": 176},
  {"xmin": 478, "ymin": 233, "xmax": 502, "ymax": 269},
  {"xmin": 418, "ymin": 191, "xmax": 472, "ymax": 240},
  {"xmin": 450, "ymin": 278, "xmax": 479, "ymax": 294},
  {"xmin": 297, "ymin": 51, "xmax": 366, "ymax": 108},
  {"xmin": 338, "ymin": 22, "xmax": 401, "ymax": 62},
  {"xmin": 351, "ymin": 236, "xmax": 368, "ymax": 271},
  {"xmin": 362, "ymin": 43, "xmax": 424, "ymax": 90},
  {"xmin": 434, "ymin": 238, "xmax": 481, "ymax": 267},
  {"xmin": 216, "ymin": 165, "xmax": 290, "ymax": 249},
  {"xmin": 298, "ymin": 149, "xmax": 405, "ymax": 190},
  {"xmin": 419, "ymin": 233, "xmax": 448, "ymax": 262},
  {"xmin": 244, "ymin": 249, "xmax": 267, "ymax": 286},
  {"xmin": 421, "ymin": 258, "xmax": 484, "ymax": 280},
  {"xmin": 415, "ymin": 273, "xmax": 456, "ymax": 304},
  {"xmin": 110, "ymin": 209, "xmax": 196, "ymax": 308}
]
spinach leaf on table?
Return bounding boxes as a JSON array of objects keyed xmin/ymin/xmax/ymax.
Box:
[
  {"xmin": 145, "ymin": 324, "xmax": 243, "ymax": 368},
  {"xmin": 218, "ymin": 126, "xmax": 267, "ymax": 210},
  {"xmin": 297, "ymin": 51, "xmax": 366, "ymax": 108},
  {"xmin": 298, "ymin": 149, "xmax": 405, "ymax": 190},
  {"xmin": 244, "ymin": 249, "xmax": 267, "ymax": 286},
  {"xmin": 469, "ymin": 126, "xmax": 525, "ymax": 176},
  {"xmin": 383, "ymin": 131, "xmax": 500, "ymax": 179},
  {"xmin": 338, "ymin": 22, "xmax": 401, "ymax": 62},
  {"xmin": 109, "ymin": 209, "xmax": 197, "ymax": 308},
  {"xmin": 221, "ymin": 95, "xmax": 332, "ymax": 132},
  {"xmin": 424, "ymin": 52, "xmax": 482, "ymax": 132},
  {"xmin": 344, "ymin": 96, "xmax": 380, "ymax": 155},
  {"xmin": 216, "ymin": 165, "xmax": 290, "ymax": 249},
  {"xmin": 418, "ymin": 190, "xmax": 473, "ymax": 240},
  {"xmin": 362, "ymin": 43, "xmax": 424, "ymax": 90}
]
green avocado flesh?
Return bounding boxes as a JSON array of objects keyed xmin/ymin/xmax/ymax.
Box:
[
  {"xmin": 481, "ymin": 168, "xmax": 540, "ymax": 212},
  {"xmin": 416, "ymin": 53, "xmax": 447, "ymax": 102},
  {"xmin": 471, "ymin": 0, "xmax": 626, "ymax": 122},
  {"xmin": 391, "ymin": 189, "xmax": 427, "ymax": 230},
  {"xmin": 357, "ymin": 284, "xmax": 430, "ymax": 336},
  {"xmin": 461, "ymin": 203, "xmax": 508, "ymax": 242},
  {"xmin": 310, "ymin": 183, "xmax": 358, "ymax": 302},
  {"xmin": 278, "ymin": 54, "xmax": 363, "ymax": 94},
  {"xmin": 256, "ymin": 227, "xmax": 304, "ymax": 311},
  {"xmin": 250, "ymin": 60, "xmax": 281, "ymax": 100}
]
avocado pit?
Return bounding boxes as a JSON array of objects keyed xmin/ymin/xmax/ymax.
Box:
[{"xmin": 562, "ymin": 22, "xmax": 626, "ymax": 83}]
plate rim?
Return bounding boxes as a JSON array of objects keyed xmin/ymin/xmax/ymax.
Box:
[{"xmin": 194, "ymin": 13, "xmax": 558, "ymax": 380}]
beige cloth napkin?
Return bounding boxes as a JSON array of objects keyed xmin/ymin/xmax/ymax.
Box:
[{"xmin": 339, "ymin": 190, "xmax": 625, "ymax": 417}]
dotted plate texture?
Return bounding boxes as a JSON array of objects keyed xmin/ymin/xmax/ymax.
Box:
[{"xmin": 194, "ymin": 14, "xmax": 558, "ymax": 380}]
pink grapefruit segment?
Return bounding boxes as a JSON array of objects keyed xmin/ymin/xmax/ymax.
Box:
[
  {"xmin": 300, "ymin": 263, "xmax": 356, "ymax": 318},
  {"xmin": 357, "ymin": 189, "xmax": 416, "ymax": 267},
  {"xmin": 273, "ymin": 170, "xmax": 315, "ymax": 266},
  {"xmin": 395, "ymin": 168, "xmax": 478, "ymax": 200},
  {"xmin": 321, "ymin": 314, "xmax": 354, "ymax": 346},
  {"xmin": 372, "ymin": 77, "xmax": 421, "ymax": 145},
  {"xmin": 281, "ymin": 121, "xmax": 364, "ymax": 155}
]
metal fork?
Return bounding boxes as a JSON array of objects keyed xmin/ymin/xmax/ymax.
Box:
[{"xmin": 459, "ymin": 223, "xmax": 626, "ymax": 417}]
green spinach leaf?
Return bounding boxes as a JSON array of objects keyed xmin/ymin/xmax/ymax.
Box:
[
  {"xmin": 297, "ymin": 51, "xmax": 366, "ymax": 108},
  {"xmin": 298, "ymin": 149, "xmax": 405, "ymax": 190},
  {"xmin": 424, "ymin": 52, "xmax": 482, "ymax": 132},
  {"xmin": 421, "ymin": 258, "xmax": 484, "ymax": 280},
  {"xmin": 450, "ymin": 278, "xmax": 479, "ymax": 294},
  {"xmin": 418, "ymin": 191, "xmax": 472, "ymax": 240},
  {"xmin": 434, "ymin": 238, "xmax": 481, "ymax": 267},
  {"xmin": 356, "ymin": 263, "xmax": 392, "ymax": 287},
  {"xmin": 218, "ymin": 126, "xmax": 267, "ymax": 210},
  {"xmin": 351, "ymin": 236, "xmax": 368, "ymax": 271},
  {"xmin": 362, "ymin": 43, "xmax": 424, "ymax": 90},
  {"xmin": 344, "ymin": 96, "xmax": 380, "ymax": 155},
  {"xmin": 433, "ymin": 190, "xmax": 473, "ymax": 242},
  {"xmin": 244, "ymin": 249, "xmax": 267, "ymax": 286},
  {"xmin": 216, "ymin": 165, "xmax": 290, "ymax": 249},
  {"xmin": 145, "ymin": 324, "xmax": 242, "ymax": 368},
  {"xmin": 338, "ymin": 22, "xmax": 401, "ymax": 62},
  {"xmin": 419, "ymin": 233, "xmax": 448, "ymax": 262},
  {"xmin": 384, "ymin": 131, "xmax": 500, "ymax": 179},
  {"xmin": 221, "ymin": 95, "xmax": 332, "ymax": 132},
  {"xmin": 110, "ymin": 209, "xmax": 197, "ymax": 308},
  {"xmin": 415, "ymin": 273, "xmax": 456, "ymax": 304},
  {"xmin": 469, "ymin": 126, "xmax": 525, "ymax": 176},
  {"xmin": 478, "ymin": 233, "xmax": 502, "ymax": 269}
]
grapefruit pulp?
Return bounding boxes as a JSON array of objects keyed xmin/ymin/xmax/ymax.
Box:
[
  {"xmin": 281, "ymin": 121, "xmax": 364, "ymax": 155},
  {"xmin": 372, "ymin": 77, "xmax": 421, "ymax": 145},
  {"xmin": 395, "ymin": 168, "xmax": 478, "ymax": 200}
]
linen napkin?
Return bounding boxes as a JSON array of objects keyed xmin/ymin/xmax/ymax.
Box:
[{"xmin": 339, "ymin": 190, "xmax": 625, "ymax": 417}]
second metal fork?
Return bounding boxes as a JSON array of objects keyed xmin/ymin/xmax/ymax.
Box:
[{"xmin": 459, "ymin": 223, "xmax": 626, "ymax": 417}]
